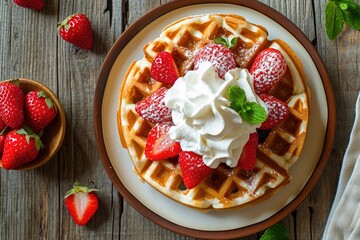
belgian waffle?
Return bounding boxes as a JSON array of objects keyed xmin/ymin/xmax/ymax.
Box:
[{"xmin": 117, "ymin": 14, "xmax": 310, "ymax": 209}]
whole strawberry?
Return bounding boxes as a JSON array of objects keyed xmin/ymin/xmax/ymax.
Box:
[
  {"xmin": 0, "ymin": 80, "xmax": 24, "ymax": 129},
  {"xmin": 0, "ymin": 118, "xmax": 6, "ymax": 132},
  {"xmin": 25, "ymin": 90, "xmax": 57, "ymax": 133},
  {"xmin": 0, "ymin": 129, "xmax": 8, "ymax": 156},
  {"xmin": 65, "ymin": 183, "xmax": 99, "ymax": 226},
  {"xmin": 58, "ymin": 14, "xmax": 93, "ymax": 50},
  {"xmin": 13, "ymin": 0, "xmax": 45, "ymax": 10},
  {"xmin": 1, "ymin": 128, "xmax": 43, "ymax": 170}
]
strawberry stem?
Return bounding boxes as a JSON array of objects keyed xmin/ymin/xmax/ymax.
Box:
[
  {"xmin": 64, "ymin": 182, "xmax": 99, "ymax": 199},
  {"xmin": 57, "ymin": 15, "xmax": 74, "ymax": 31}
]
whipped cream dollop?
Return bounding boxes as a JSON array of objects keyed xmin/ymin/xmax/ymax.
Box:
[{"xmin": 164, "ymin": 61, "xmax": 267, "ymax": 169}]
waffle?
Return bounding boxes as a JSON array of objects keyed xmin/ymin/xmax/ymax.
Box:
[{"xmin": 117, "ymin": 14, "xmax": 310, "ymax": 209}]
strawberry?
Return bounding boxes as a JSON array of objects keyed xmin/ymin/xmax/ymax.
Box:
[
  {"xmin": 0, "ymin": 118, "xmax": 6, "ymax": 132},
  {"xmin": 135, "ymin": 87, "xmax": 172, "ymax": 124},
  {"xmin": 259, "ymin": 94, "xmax": 289, "ymax": 130},
  {"xmin": 64, "ymin": 183, "xmax": 99, "ymax": 226},
  {"xmin": 237, "ymin": 132, "xmax": 258, "ymax": 171},
  {"xmin": 58, "ymin": 14, "xmax": 93, "ymax": 50},
  {"xmin": 0, "ymin": 80, "xmax": 24, "ymax": 129},
  {"xmin": 250, "ymin": 48, "xmax": 287, "ymax": 94},
  {"xmin": 145, "ymin": 122, "xmax": 181, "ymax": 161},
  {"xmin": 178, "ymin": 151, "xmax": 212, "ymax": 189},
  {"xmin": 0, "ymin": 128, "xmax": 8, "ymax": 155},
  {"xmin": 25, "ymin": 90, "xmax": 57, "ymax": 133},
  {"xmin": 13, "ymin": 0, "xmax": 45, "ymax": 10},
  {"xmin": 151, "ymin": 52, "xmax": 179, "ymax": 85},
  {"xmin": 1, "ymin": 128, "xmax": 43, "ymax": 170},
  {"xmin": 193, "ymin": 43, "xmax": 236, "ymax": 79}
]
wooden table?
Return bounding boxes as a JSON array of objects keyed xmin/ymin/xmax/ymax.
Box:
[{"xmin": 0, "ymin": 0, "xmax": 358, "ymax": 239}]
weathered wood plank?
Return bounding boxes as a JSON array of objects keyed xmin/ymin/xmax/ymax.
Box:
[
  {"xmin": 0, "ymin": 1, "xmax": 61, "ymax": 240},
  {"xmin": 56, "ymin": 0, "xmax": 123, "ymax": 239}
]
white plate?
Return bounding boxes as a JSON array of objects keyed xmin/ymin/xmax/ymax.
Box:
[{"xmin": 100, "ymin": 3, "xmax": 328, "ymax": 232}]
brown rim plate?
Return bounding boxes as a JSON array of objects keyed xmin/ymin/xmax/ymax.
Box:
[{"xmin": 94, "ymin": 0, "xmax": 335, "ymax": 238}]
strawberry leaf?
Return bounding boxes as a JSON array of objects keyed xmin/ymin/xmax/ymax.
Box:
[
  {"xmin": 34, "ymin": 136, "xmax": 44, "ymax": 150},
  {"xmin": 65, "ymin": 182, "xmax": 99, "ymax": 199}
]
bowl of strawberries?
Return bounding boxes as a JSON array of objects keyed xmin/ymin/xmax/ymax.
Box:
[{"xmin": 0, "ymin": 78, "xmax": 66, "ymax": 170}]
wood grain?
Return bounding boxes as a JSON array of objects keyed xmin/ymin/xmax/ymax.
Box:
[{"xmin": 0, "ymin": 0, "xmax": 359, "ymax": 239}]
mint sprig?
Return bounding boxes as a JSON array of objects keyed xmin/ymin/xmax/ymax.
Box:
[
  {"xmin": 260, "ymin": 223, "xmax": 289, "ymax": 240},
  {"xmin": 325, "ymin": 0, "xmax": 360, "ymax": 40},
  {"xmin": 214, "ymin": 36, "xmax": 238, "ymax": 48},
  {"xmin": 227, "ymin": 85, "xmax": 267, "ymax": 125}
]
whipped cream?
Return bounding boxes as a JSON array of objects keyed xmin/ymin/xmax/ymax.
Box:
[{"xmin": 164, "ymin": 61, "xmax": 267, "ymax": 168}]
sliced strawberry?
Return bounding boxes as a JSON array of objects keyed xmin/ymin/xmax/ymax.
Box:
[
  {"xmin": 64, "ymin": 183, "xmax": 99, "ymax": 226},
  {"xmin": 178, "ymin": 151, "xmax": 213, "ymax": 189},
  {"xmin": 260, "ymin": 94, "xmax": 289, "ymax": 130},
  {"xmin": 135, "ymin": 87, "xmax": 172, "ymax": 124},
  {"xmin": 145, "ymin": 122, "xmax": 181, "ymax": 161},
  {"xmin": 250, "ymin": 48, "xmax": 287, "ymax": 94},
  {"xmin": 151, "ymin": 52, "xmax": 179, "ymax": 85},
  {"xmin": 237, "ymin": 132, "xmax": 258, "ymax": 171},
  {"xmin": 193, "ymin": 43, "xmax": 236, "ymax": 79}
]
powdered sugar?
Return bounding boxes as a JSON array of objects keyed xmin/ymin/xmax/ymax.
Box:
[
  {"xmin": 193, "ymin": 44, "xmax": 236, "ymax": 79},
  {"xmin": 250, "ymin": 48, "xmax": 287, "ymax": 94}
]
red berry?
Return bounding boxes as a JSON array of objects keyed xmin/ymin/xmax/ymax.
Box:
[
  {"xmin": 25, "ymin": 90, "xmax": 57, "ymax": 133},
  {"xmin": 0, "ymin": 80, "xmax": 24, "ymax": 129},
  {"xmin": 250, "ymin": 48, "xmax": 287, "ymax": 94},
  {"xmin": 178, "ymin": 151, "xmax": 213, "ymax": 189},
  {"xmin": 135, "ymin": 87, "xmax": 172, "ymax": 124},
  {"xmin": 64, "ymin": 183, "xmax": 99, "ymax": 226},
  {"xmin": 58, "ymin": 14, "xmax": 93, "ymax": 50},
  {"xmin": 237, "ymin": 132, "xmax": 258, "ymax": 171},
  {"xmin": 1, "ymin": 128, "xmax": 43, "ymax": 170},
  {"xmin": 259, "ymin": 94, "xmax": 289, "ymax": 130},
  {"xmin": 0, "ymin": 132, "xmax": 7, "ymax": 155},
  {"xmin": 145, "ymin": 122, "xmax": 181, "ymax": 161},
  {"xmin": 13, "ymin": 0, "xmax": 45, "ymax": 10},
  {"xmin": 193, "ymin": 44, "xmax": 236, "ymax": 79},
  {"xmin": 0, "ymin": 118, "xmax": 6, "ymax": 132},
  {"xmin": 151, "ymin": 52, "xmax": 179, "ymax": 85}
]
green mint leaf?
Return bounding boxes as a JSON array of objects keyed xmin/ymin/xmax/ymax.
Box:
[
  {"xmin": 239, "ymin": 102, "xmax": 267, "ymax": 125},
  {"xmin": 343, "ymin": 4, "xmax": 360, "ymax": 30},
  {"xmin": 214, "ymin": 37, "xmax": 228, "ymax": 47},
  {"xmin": 227, "ymin": 85, "xmax": 267, "ymax": 125},
  {"xmin": 339, "ymin": 3, "xmax": 348, "ymax": 10},
  {"xmin": 325, "ymin": 1, "xmax": 345, "ymax": 40},
  {"xmin": 260, "ymin": 223, "xmax": 289, "ymax": 240},
  {"xmin": 214, "ymin": 36, "xmax": 239, "ymax": 48},
  {"xmin": 227, "ymin": 85, "xmax": 246, "ymax": 112},
  {"xmin": 230, "ymin": 37, "xmax": 238, "ymax": 47}
]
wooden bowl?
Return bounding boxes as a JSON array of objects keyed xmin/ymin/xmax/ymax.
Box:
[{"xmin": 0, "ymin": 78, "xmax": 66, "ymax": 170}]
